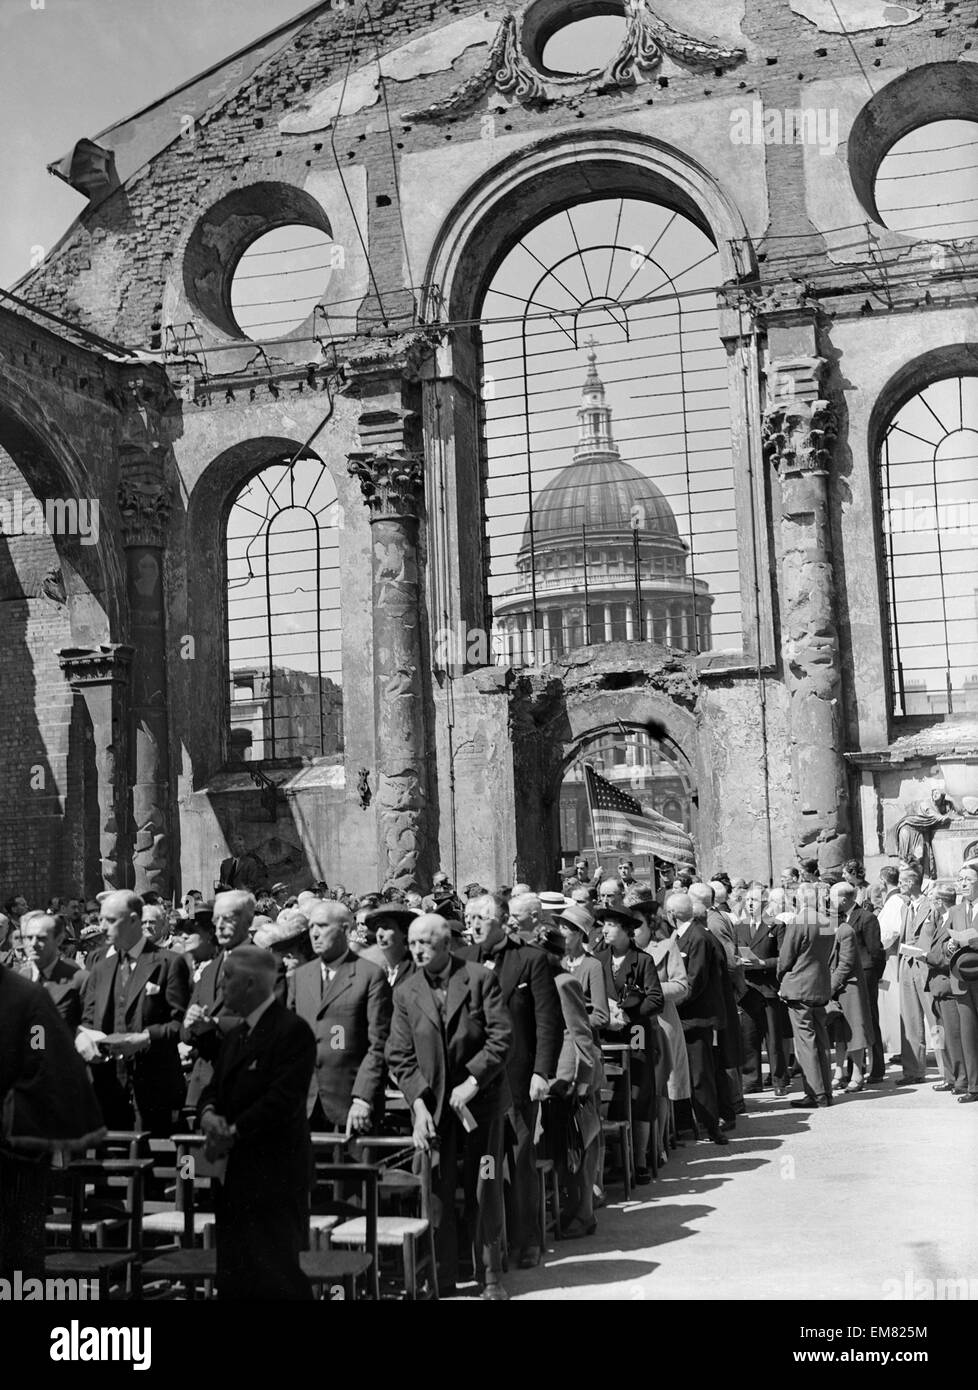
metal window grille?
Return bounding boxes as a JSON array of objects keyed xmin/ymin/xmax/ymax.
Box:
[
  {"xmin": 879, "ymin": 373, "xmax": 978, "ymax": 718},
  {"xmin": 226, "ymin": 456, "xmax": 344, "ymax": 761},
  {"xmin": 478, "ymin": 196, "xmax": 742, "ymax": 668}
]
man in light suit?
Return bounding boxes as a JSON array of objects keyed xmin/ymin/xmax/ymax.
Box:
[
  {"xmin": 777, "ymin": 889, "xmax": 835, "ymax": 1108},
  {"xmin": 199, "ymin": 946, "xmax": 316, "ymax": 1299},
  {"xmin": 80, "ymin": 891, "xmax": 190, "ymax": 1136},
  {"xmin": 896, "ymin": 867, "xmax": 934, "ymax": 1086},
  {"xmin": 19, "ymin": 912, "xmax": 87, "ymax": 1030},
  {"xmin": 943, "ymin": 864, "xmax": 978, "ymax": 1102},
  {"xmin": 387, "ymin": 914, "xmax": 512, "ymax": 1299},
  {"xmin": 288, "ymin": 900, "xmax": 391, "ymax": 1133}
]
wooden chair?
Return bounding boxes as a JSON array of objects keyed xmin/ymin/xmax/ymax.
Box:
[
  {"xmin": 327, "ymin": 1137, "xmax": 438, "ymax": 1300},
  {"xmin": 46, "ymin": 1157, "xmax": 152, "ymax": 1299},
  {"xmin": 308, "ymin": 1141, "xmax": 380, "ymax": 1300},
  {"xmin": 600, "ymin": 1044, "xmax": 634, "ymax": 1198},
  {"xmin": 140, "ymin": 1135, "xmax": 221, "ymax": 1298}
]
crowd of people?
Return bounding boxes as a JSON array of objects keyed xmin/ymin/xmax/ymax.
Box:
[{"xmin": 1, "ymin": 847, "xmax": 977, "ymax": 1300}]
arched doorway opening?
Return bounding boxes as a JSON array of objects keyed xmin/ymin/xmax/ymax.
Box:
[{"xmin": 557, "ymin": 725, "xmax": 696, "ymax": 882}]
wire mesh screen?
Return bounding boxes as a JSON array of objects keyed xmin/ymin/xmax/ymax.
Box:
[
  {"xmin": 226, "ymin": 456, "xmax": 344, "ymax": 762},
  {"xmin": 880, "ymin": 373, "xmax": 978, "ymax": 717},
  {"xmin": 478, "ymin": 196, "xmax": 742, "ymax": 666}
]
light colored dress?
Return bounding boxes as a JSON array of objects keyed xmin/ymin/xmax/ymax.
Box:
[
  {"xmin": 877, "ymin": 891, "xmax": 904, "ymax": 1058},
  {"xmin": 645, "ymin": 935, "xmax": 691, "ymax": 1100}
]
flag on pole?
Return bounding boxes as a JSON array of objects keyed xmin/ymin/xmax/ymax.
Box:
[{"xmin": 583, "ymin": 763, "xmax": 696, "ymax": 866}]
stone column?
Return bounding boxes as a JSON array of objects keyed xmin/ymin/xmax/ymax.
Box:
[
  {"xmin": 118, "ymin": 479, "xmax": 173, "ymax": 896},
  {"xmin": 58, "ymin": 644, "xmax": 134, "ymax": 891},
  {"xmin": 345, "ymin": 333, "xmax": 437, "ymax": 893},
  {"xmin": 763, "ymin": 351, "xmax": 851, "ymax": 872},
  {"xmin": 348, "ymin": 449, "xmax": 429, "ymax": 892}
]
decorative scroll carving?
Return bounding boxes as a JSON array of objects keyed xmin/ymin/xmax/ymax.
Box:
[
  {"xmin": 39, "ymin": 566, "xmax": 67, "ymax": 606},
  {"xmin": 402, "ymin": 2, "xmax": 745, "ymax": 122},
  {"xmin": 348, "ymin": 451, "xmax": 425, "ymax": 519},
  {"xmin": 357, "ymin": 767, "xmax": 372, "ymax": 810},
  {"xmin": 118, "ymin": 480, "xmax": 171, "ymax": 547},
  {"xmin": 248, "ymin": 766, "xmax": 280, "ymax": 823}
]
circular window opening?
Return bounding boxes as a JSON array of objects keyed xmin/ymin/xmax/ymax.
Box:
[
  {"xmin": 230, "ymin": 226, "xmax": 336, "ymax": 340},
  {"xmin": 874, "ymin": 119, "xmax": 978, "ymax": 242},
  {"xmin": 540, "ymin": 14, "xmax": 629, "ymax": 75}
]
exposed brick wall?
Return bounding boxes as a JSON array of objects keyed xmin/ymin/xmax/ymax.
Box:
[
  {"xmin": 15, "ymin": 1, "xmax": 977, "ymax": 348},
  {"xmin": 0, "ymin": 447, "xmax": 78, "ymax": 903}
]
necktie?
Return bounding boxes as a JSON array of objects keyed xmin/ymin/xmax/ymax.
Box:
[{"xmin": 120, "ymin": 953, "xmax": 133, "ymax": 989}]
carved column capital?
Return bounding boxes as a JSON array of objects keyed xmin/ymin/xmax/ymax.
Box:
[
  {"xmin": 348, "ymin": 451, "xmax": 425, "ymax": 520},
  {"xmin": 118, "ymin": 480, "xmax": 171, "ymax": 548},
  {"xmin": 58, "ymin": 643, "xmax": 134, "ymax": 687},
  {"xmin": 762, "ymin": 356, "xmax": 837, "ymax": 478}
]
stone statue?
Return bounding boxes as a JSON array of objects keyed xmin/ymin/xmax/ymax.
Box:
[{"xmin": 893, "ymin": 788, "xmax": 953, "ymax": 879}]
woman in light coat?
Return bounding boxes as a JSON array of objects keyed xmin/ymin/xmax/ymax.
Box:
[{"xmin": 634, "ymin": 912, "xmax": 690, "ymax": 1165}]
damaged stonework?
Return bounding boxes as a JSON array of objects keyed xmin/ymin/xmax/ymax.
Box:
[
  {"xmin": 789, "ymin": 0, "xmax": 921, "ymax": 33},
  {"xmin": 763, "ymin": 354, "xmax": 851, "ymax": 872},
  {"xmin": 401, "ymin": 3, "xmax": 745, "ymax": 122},
  {"xmin": 556, "ymin": 642, "xmax": 700, "ymax": 711},
  {"xmin": 279, "ymin": 14, "xmax": 500, "ymax": 132}
]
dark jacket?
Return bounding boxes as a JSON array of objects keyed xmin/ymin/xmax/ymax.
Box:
[
  {"xmin": 848, "ymin": 902, "xmax": 884, "ymax": 976},
  {"xmin": 19, "ymin": 957, "xmax": 87, "ymax": 1031},
  {"xmin": 386, "ymin": 957, "xmax": 512, "ymax": 1126},
  {"xmin": 675, "ymin": 921, "xmax": 725, "ymax": 1030},
  {"xmin": 777, "ymin": 915, "xmax": 834, "ymax": 1006},
  {"xmin": 460, "ymin": 937, "xmax": 562, "ymax": 1099},
  {"xmin": 0, "ymin": 966, "xmax": 105, "ymax": 1156},
  {"xmin": 287, "ymin": 950, "xmax": 392, "ymax": 1124},
  {"xmin": 81, "ymin": 940, "xmax": 190, "ymax": 1113},
  {"xmin": 218, "ymin": 852, "xmax": 267, "ymax": 894},
  {"xmin": 198, "ymin": 1001, "xmax": 315, "ymax": 1208},
  {"xmin": 594, "ymin": 943, "xmax": 663, "ymax": 1044},
  {"xmin": 733, "ymin": 915, "xmax": 781, "ymax": 1000}
]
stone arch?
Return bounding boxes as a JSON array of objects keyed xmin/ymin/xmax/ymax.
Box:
[
  {"xmin": 181, "ymin": 435, "xmax": 336, "ymax": 781},
  {"xmin": 419, "ymin": 128, "xmax": 762, "ymax": 659}
]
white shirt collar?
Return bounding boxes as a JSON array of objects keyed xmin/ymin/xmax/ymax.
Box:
[{"xmin": 675, "ymin": 918, "xmax": 693, "ymax": 939}]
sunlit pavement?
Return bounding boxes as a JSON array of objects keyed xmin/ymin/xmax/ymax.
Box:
[{"xmin": 505, "ymin": 1067, "xmax": 978, "ymax": 1301}]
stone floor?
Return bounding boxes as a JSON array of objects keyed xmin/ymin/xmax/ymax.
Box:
[{"xmin": 500, "ymin": 1066, "xmax": 978, "ymax": 1302}]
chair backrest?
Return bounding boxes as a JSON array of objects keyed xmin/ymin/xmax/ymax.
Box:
[
  {"xmin": 170, "ymin": 1135, "xmax": 218, "ymax": 1246},
  {"xmin": 64, "ymin": 1158, "xmax": 154, "ymax": 1251}
]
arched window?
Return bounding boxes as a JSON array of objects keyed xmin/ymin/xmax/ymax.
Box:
[
  {"xmin": 225, "ymin": 454, "xmax": 343, "ymax": 761},
  {"xmin": 878, "ymin": 373, "xmax": 978, "ymax": 717},
  {"xmin": 480, "ymin": 196, "xmax": 737, "ymax": 666}
]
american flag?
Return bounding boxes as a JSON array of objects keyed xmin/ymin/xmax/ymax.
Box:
[{"xmin": 583, "ymin": 763, "xmax": 696, "ymax": 865}]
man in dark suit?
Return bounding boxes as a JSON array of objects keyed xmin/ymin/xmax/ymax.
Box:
[
  {"xmin": 199, "ymin": 945, "xmax": 316, "ymax": 1299},
  {"xmin": 461, "ymin": 892, "xmax": 561, "ymax": 1268},
  {"xmin": 777, "ymin": 890, "xmax": 835, "ymax": 1108},
  {"xmin": 734, "ymin": 886, "xmax": 789, "ymax": 1095},
  {"xmin": 896, "ymin": 867, "xmax": 934, "ymax": 1086},
  {"xmin": 943, "ymin": 865, "xmax": 978, "ymax": 1102},
  {"xmin": 80, "ymin": 891, "xmax": 190, "ymax": 1136},
  {"xmin": 181, "ymin": 889, "xmax": 257, "ymax": 1109},
  {"xmin": 19, "ymin": 912, "xmax": 87, "ymax": 1030},
  {"xmin": 288, "ymin": 900, "xmax": 391, "ymax": 1133},
  {"xmin": 847, "ymin": 890, "xmax": 885, "ymax": 1080},
  {"xmin": 670, "ymin": 892, "xmax": 728, "ymax": 1143},
  {"xmin": 922, "ymin": 887, "xmax": 965, "ymax": 1094},
  {"xmin": 218, "ymin": 833, "xmax": 268, "ymax": 894},
  {"xmin": 387, "ymin": 914, "xmax": 513, "ymax": 1299}
]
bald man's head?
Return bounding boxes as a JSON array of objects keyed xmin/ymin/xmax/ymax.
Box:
[
  {"xmin": 222, "ymin": 944, "xmax": 277, "ymax": 1017},
  {"xmin": 408, "ymin": 914, "xmax": 453, "ymax": 974},
  {"xmin": 664, "ymin": 892, "xmax": 694, "ymax": 925},
  {"xmin": 307, "ymin": 900, "xmax": 353, "ymax": 963},
  {"xmin": 689, "ymin": 882, "xmax": 713, "ymax": 907},
  {"xmin": 214, "ymin": 891, "xmax": 256, "ymax": 951}
]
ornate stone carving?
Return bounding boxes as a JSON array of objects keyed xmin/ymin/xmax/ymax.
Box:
[
  {"xmin": 762, "ymin": 356, "xmax": 837, "ymax": 477},
  {"xmin": 402, "ymin": 2, "xmax": 745, "ymax": 122},
  {"xmin": 357, "ymin": 768, "xmax": 372, "ymax": 810},
  {"xmin": 58, "ymin": 643, "xmax": 133, "ymax": 687},
  {"xmin": 118, "ymin": 480, "xmax": 171, "ymax": 548},
  {"xmin": 39, "ymin": 566, "xmax": 67, "ymax": 606},
  {"xmin": 348, "ymin": 451, "xmax": 424, "ymax": 519}
]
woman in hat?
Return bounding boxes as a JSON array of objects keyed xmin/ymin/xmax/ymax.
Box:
[
  {"xmin": 633, "ymin": 906, "xmax": 691, "ymax": 1161},
  {"xmin": 594, "ymin": 906, "xmax": 664, "ymax": 1184},
  {"xmin": 549, "ymin": 972, "xmax": 604, "ymax": 1238},
  {"xmin": 554, "ymin": 904, "xmax": 608, "ymax": 1032}
]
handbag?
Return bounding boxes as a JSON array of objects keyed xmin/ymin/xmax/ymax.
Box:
[{"xmin": 554, "ymin": 1094, "xmax": 586, "ymax": 1175}]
